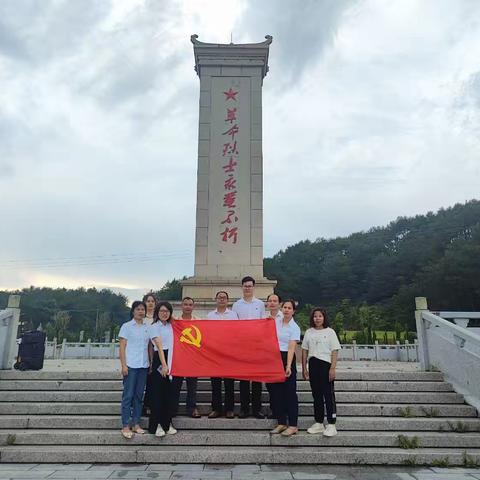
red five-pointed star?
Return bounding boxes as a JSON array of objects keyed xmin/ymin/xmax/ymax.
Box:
[{"xmin": 223, "ymin": 88, "xmax": 238, "ymax": 101}]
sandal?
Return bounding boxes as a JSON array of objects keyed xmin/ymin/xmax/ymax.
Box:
[
  {"xmin": 281, "ymin": 427, "xmax": 298, "ymax": 437},
  {"xmin": 133, "ymin": 426, "xmax": 145, "ymax": 434},
  {"xmin": 270, "ymin": 425, "xmax": 288, "ymax": 434},
  {"xmin": 121, "ymin": 429, "xmax": 134, "ymax": 439}
]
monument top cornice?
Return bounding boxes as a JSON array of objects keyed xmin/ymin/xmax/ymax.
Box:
[{"xmin": 191, "ymin": 34, "xmax": 272, "ymax": 79}]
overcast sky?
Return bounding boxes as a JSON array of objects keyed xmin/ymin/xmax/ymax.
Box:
[{"xmin": 1, "ymin": 0, "xmax": 479, "ymax": 301}]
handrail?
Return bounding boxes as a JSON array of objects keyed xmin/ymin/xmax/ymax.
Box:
[
  {"xmin": 433, "ymin": 311, "xmax": 480, "ymax": 319},
  {"xmin": 415, "ymin": 298, "xmax": 480, "ymax": 412},
  {"xmin": 422, "ymin": 311, "xmax": 480, "ymax": 346},
  {"xmin": 0, "ymin": 310, "xmax": 13, "ymax": 322}
]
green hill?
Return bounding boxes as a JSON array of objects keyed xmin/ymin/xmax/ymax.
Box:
[{"xmin": 265, "ymin": 199, "xmax": 480, "ymax": 332}]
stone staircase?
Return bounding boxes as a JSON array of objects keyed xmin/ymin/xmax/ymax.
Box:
[{"xmin": 0, "ymin": 367, "xmax": 480, "ymax": 465}]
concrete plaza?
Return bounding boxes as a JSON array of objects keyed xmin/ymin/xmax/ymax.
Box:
[{"xmin": 1, "ymin": 463, "xmax": 480, "ymax": 479}]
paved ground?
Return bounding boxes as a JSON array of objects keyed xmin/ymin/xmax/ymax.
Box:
[
  {"xmin": 0, "ymin": 464, "xmax": 480, "ymax": 479},
  {"xmin": 40, "ymin": 359, "xmax": 422, "ymax": 372}
]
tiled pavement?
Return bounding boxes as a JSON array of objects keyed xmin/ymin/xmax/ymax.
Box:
[{"xmin": 0, "ymin": 464, "xmax": 480, "ymax": 480}]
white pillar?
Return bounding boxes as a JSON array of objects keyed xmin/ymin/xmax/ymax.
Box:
[
  {"xmin": 415, "ymin": 296, "xmax": 430, "ymax": 370},
  {"xmin": 0, "ymin": 295, "xmax": 21, "ymax": 369}
]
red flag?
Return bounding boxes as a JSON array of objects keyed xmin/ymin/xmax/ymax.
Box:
[{"xmin": 170, "ymin": 319, "xmax": 285, "ymax": 383}]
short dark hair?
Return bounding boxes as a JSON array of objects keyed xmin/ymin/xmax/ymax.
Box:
[
  {"xmin": 130, "ymin": 300, "xmax": 146, "ymax": 318},
  {"xmin": 153, "ymin": 301, "xmax": 173, "ymax": 323},
  {"xmin": 282, "ymin": 299, "xmax": 296, "ymax": 311},
  {"xmin": 142, "ymin": 293, "xmax": 157, "ymax": 304},
  {"xmin": 267, "ymin": 293, "xmax": 281, "ymax": 302},
  {"xmin": 241, "ymin": 276, "xmax": 255, "ymax": 285},
  {"xmin": 215, "ymin": 291, "xmax": 229, "ymax": 299},
  {"xmin": 182, "ymin": 296, "xmax": 195, "ymax": 303},
  {"xmin": 309, "ymin": 307, "xmax": 329, "ymax": 328}
]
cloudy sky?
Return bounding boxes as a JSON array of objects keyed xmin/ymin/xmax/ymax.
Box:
[{"xmin": 1, "ymin": 0, "xmax": 479, "ymax": 300}]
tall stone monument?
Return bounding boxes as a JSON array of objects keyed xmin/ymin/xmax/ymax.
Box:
[{"xmin": 181, "ymin": 35, "xmax": 276, "ymax": 310}]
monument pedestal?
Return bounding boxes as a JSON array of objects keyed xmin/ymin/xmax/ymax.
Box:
[{"xmin": 178, "ymin": 277, "xmax": 277, "ymax": 318}]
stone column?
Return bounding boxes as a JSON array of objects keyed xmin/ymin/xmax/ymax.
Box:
[
  {"xmin": 181, "ymin": 35, "xmax": 276, "ymax": 308},
  {"xmin": 0, "ymin": 295, "xmax": 20, "ymax": 369}
]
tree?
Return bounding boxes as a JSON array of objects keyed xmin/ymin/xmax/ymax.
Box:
[
  {"xmin": 332, "ymin": 312, "xmax": 344, "ymax": 334},
  {"xmin": 51, "ymin": 311, "xmax": 70, "ymax": 341},
  {"xmin": 154, "ymin": 278, "xmax": 185, "ymax": 301}
]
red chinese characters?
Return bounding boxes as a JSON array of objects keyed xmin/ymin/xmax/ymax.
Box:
[{"xmin": 220, "ymin": 86, "xmax": 240, "ymax": 244}]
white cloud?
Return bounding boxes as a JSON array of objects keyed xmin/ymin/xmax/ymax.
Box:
[{"xmin": 1, "ymin": 0, "xmax": 479, "ymax": 297}]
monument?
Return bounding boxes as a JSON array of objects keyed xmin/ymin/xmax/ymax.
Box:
[{"xmin": 180, "ymin": 35, "xmax": 276, "ymax": 313}]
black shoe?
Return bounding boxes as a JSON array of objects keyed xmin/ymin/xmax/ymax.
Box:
[
  {"xmin": 253, "ymin": 411, "xmax": 265, "ymax": 419},
  {"xmin": 238, "ymin": 410, "xmax": 249, "ymax": 418},
  {"xmin": 267, "ymin": 413, "xmax": 276, "ymax": 419}
]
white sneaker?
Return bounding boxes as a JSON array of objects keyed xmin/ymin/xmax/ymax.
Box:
[
  {"xmin": 307, "ymin": 422, "xmax": 325, "ymax": 434},
  {"xmin": 323, "ymin": 424, "xmax": 337, "ymax": 437},
  {"xmin": 167, "ymin": 425, "xmax": 177, "ymax": 435},
  {"xmin": 155, "ymin": 426, "xmax": 165, "ymax": 437}
]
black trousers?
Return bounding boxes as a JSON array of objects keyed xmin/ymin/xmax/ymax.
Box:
[
  {"xmin": 269, "ymin": 351, "xmax": 298, "ymax": 427},
  {"xmin": 143, "ymin": 370, "xmax": 153, "ymax": 409},
  {"xmin": 148, "ymin": 350, "xmax": 174, "ymax": 433},
  {"xmin": 239, "ymin": 380, "xmax": 262, "ymax": 413},
  {"xmin": 308, "ymin": 357, "xmax": 337, "ymax": 424},
  {"xmin": 211, "ymin": 378, "xmax": 234, "ymax": 412},
  {"xmin": 171, "ymin": 376, "xmax": 198, "ymax": 415}
]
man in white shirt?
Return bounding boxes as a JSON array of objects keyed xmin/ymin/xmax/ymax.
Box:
[
  {"xmin": 207, "ymin": 291, "xmax": 239, "ymax": 418},
  {"xmin": 172, "ymin": 297, "xmax": 201, "ymax": 418},
  {"xmin": 207, "ymin": 291, "xmax": 239, "ymax": 320},
  {"xmin": 232, "ymin": 276, "xmax": 266, "ymax": 419}
]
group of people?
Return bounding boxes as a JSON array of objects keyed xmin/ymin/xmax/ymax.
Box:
[{"xmin": 118, "ymin": 276, "xmax": 341, "ymax": 439}]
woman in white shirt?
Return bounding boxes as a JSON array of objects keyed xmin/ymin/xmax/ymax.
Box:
[
  {"xmin": 301, "ymin": 307, "xmax": 341, "ymax": 437},
  {"xmin": 119, "ymin": 301, "xmax": 168, "ymax": 439},
  {"xmin": 270, "ymin": 299, "xmax": 301, "ymax": 437},
  {"xmin": 143, "ymin": 293, "xmax": 157, "ymax": 325},
  {"xmin": 148, "ymin": 301, "xmax": 176, "ymax": 437},
  {"xmin": 142, "ymin": 293, "xmax": 157, "ymax": 416}
]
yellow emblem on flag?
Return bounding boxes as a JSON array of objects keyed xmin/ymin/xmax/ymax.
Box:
[{"xmin": 180, "ymin": 325, "xmax": 202, "ymax": 348}]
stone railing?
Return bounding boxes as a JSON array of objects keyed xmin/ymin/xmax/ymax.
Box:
[
  {"xmin": 0, "ymin": 295, "xmax": 21, "ymax": 369},
  {"xmin": 415, "ymin": 297, "xmax": 480, "ymax": 411},
  {"xmin": 45, "ymin": 338, "xmax": 418, "ymax": 362},
  {"xmin": 45, "ymin": 339, "xmax": 120, "ymax": 359}
]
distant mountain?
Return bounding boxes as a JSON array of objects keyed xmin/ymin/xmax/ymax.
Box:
[{"xmin": 264, "ymin": 199, "xmax": 480, "ymax": 328}]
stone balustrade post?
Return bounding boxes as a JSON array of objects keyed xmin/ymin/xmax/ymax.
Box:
[
  {"xmin": 0, "ymin": 295, "xmax": 21, "ymax": 369},
  {"xmin": 415, "ymin": 296, "xmax": 430, "ymax": 370}
]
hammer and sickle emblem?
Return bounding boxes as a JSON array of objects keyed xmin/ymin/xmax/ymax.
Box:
[{"xmin": 180, "ymin": 325, "xmax": 202, "ymax": 348}]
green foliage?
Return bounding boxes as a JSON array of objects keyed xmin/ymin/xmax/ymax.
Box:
[
  {"xmin": 401, "ymin": 457, "xmax": 418, "ymax": 466},
  {"xmin": 153, "ymin": 277, "xmax": 186, "ymax": 301},
  {"xmin": 264, "ymin": 200, "xmax": 480, "ymax": 330},
  {"xmin": 421, "ymin": 407, "xmax": 440, "ymax": 417},
  {"xmin": 462, "ymin": 451, "xmax": 480, "ymax": 467},
  {"xmin": 0, "ymin": 287, "xmax": 130, "ymax": 341},
  {"xmin": 397, "ymin": 435, "xmax": 420, "ymax": 449},
  {"xmin": 398, "ymin": 406, "xmax": 414, "ymax": 417},
  {"xmin": 6, "ymin": 434, "xmax": 16, "ymax": 445},
  {"xmin": 448, "ymin": 421, "xmax": 468, "ymax": 433},
  {"xmin": 432, "ymin": 457, "xmax": 450, "ymax": 467}
]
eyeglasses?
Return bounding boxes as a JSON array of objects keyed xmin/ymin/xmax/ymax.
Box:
[{"xmin": 159, "ymin": 309, "xmax": 170, "ymax": 314}]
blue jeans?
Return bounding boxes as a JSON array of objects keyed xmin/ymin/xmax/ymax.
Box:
[{"xmin": 121, "ymin": 367, "xmax": 148, "ymax": 427}]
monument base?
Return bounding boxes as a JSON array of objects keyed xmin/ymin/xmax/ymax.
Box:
[{"xmin": 178, "ymin": 276, "xmax": 277, "ymax": 317}]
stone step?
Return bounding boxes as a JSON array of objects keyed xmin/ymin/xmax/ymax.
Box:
[
  {"xmin": 1, "ymin": 445, "xmax": 479, "ymax": 465},
  {"xmin": 2, "ymin": 415, "xmax": 479, "ymax": 431},
  {"xmin": 0, "ymin": 370, "xmax": 445, "ymax": 381},
  {"xmin": 0, "ymin": 379, "xmax": 455, "ymax": 392},
  {"xmin": 2, "ymin": 429, "xmax": 480, "ymax": 448},
  {"xmin": 0, "ymin": 390, "xmax": 464, "ymax": 404},
  {"xmin": 0, "ymin": 402, "xmax": 475, "ymax": 417}
]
